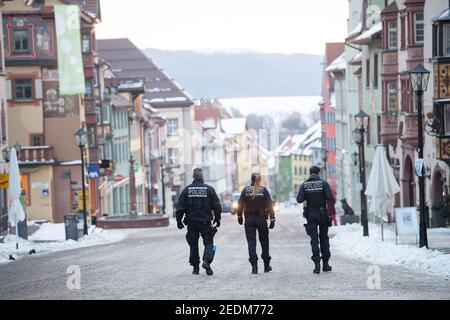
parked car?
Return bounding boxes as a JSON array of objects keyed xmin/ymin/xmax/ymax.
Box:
[
  {"xmin": 231, "ymin": 192, "xmax": 241, "ymax": 215},
  {"xmin": 221, "ymin": 202, "xmax": 231, "ymax": 213}
]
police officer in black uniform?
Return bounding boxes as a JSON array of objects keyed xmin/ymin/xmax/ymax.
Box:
[
  {"xmin": 237, "ymin": 173, "xmax": 276, "ymax": 274},
  {"xmin": 296, "ymin": 166, "xmax": 334, "ymax": 274},
  {"xmin": 176, "ymin": 168, "xmax": 222, "ymax": 276}
]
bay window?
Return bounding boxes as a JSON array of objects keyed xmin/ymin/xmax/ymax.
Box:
[{"xmin": 388, "ymin": 21, "xmax": 398, "ymax": 50}]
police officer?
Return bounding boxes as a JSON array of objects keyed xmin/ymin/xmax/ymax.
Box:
[
  {"xmin": 237, "ymin": 173, "xmax": 276, "ymax": 274},
  {"xmin": 176, "ymin": 168, "xmax": 222, "ymax": 276},
  {"xmin": 296, "ymin": 166, "xmax": 334, "ymax": 274}
]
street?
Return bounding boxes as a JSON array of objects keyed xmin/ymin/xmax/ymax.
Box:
[{"xmin": 0, "ymin": 212, "xmax": 449, "ymax": 300}]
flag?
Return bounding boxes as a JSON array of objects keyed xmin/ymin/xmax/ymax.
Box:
[{"xmin": 54, "ymin": 5, "xmax": 85, "ymax": 95}]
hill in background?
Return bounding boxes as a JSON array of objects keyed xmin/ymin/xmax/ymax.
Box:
[{"xmin": 143, "ymin": 48, "xmax": 323, "ymax": 99}]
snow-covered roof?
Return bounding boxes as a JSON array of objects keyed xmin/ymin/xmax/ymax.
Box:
[
  {"xmin": 347, "ymin": 22, "xmax": 362, "ymax": 40},
  {"xmin": 326, "ymin": 53, "xmax": 346, "ymax": 73},
  {"xmin": 220, "ymin": 118, "xmax": 247, "ymax": 135},
  {"xmin": 349, "ymin": 51, "xmax": 363, "ymax": 65},
  {"xmin": 434, "ymin": 8, "xmax": 450, "ymax": 22},
  {"xmin": 351, "ymin": 22, "xmax": 382, "ymax": 45},
  {"xmin": 276, "ymin": 122, "xmax": 322, "ymax": 157}
]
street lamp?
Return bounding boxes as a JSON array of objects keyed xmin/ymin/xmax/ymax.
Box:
[
  {"xmin": 73, "ymin": 128, "xmax": 88, "ymax": 236},
  {"xmin": 409, "ymin": 64, "xmax": 431, "ymax": 249},
  {"xmin": 321, "ymin": 148, "xmax": 328, "ymax": 180},
  {"xmin": 353, "ymin": 111, "xmax": 370, "ymax": 237}
]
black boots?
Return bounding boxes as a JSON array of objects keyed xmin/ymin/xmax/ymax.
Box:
[
  {"xmin": 323, "ymin": 261, "xmax": 332, "ymax": 272},
  {"xmin": 264, "ymin": 262, "xmax": 272, "ymax": 273},
  {"xmin": 192, "ymin": 265, "xmax": 200, "ymax": 275},
  {"xmin": 313, "ymin": 262, "xmax": 321, "ymax": 274},
  {"xmin": 251, "ymin": 264, "xmax": 258, "ymax": 274},
  {"xmin": 313, "ymin": 261, "xmax": 332, "ymax": 273},
  {"xmin": 202, "ymin": 260, "xmax": 214, "ymax": 276}
]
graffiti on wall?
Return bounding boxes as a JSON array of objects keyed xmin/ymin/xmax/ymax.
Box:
[{"xmin": 43, "ymin": 69, "xmax": 79, "ymax": 118}]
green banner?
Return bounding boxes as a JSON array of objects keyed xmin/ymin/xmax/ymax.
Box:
[{"xmin": 54, "ymin": 5, "xmax": 85, "ymax": 96}]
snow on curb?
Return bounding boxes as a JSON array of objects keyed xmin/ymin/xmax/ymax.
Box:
[
  {"xmin": 330, "ymin": 223, "xmax": 450, "ymax": 278},
  {"xmin": 0, "ymin": 225, "xmax": 138, "ymax": 264}
]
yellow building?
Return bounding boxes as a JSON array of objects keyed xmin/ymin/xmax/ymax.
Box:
[
  {"xmin": 291, "ymin": 153, "xmax": 313, "ymax": 193},
  {"xmin": 2, "ymin": 0, "xmax": 99, "ymax": 222}
]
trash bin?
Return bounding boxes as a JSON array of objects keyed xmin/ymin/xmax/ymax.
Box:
[
  {"xmin": 17, "ymin": 219, "xmax": 28, "ymax": 240},
  {"xmin": 65, "ymin": 213, "xmax": 79, "ymax": 241},
  {"xmin": 77, "ymin": 212, "xmax": 87, "ymax": 238}
]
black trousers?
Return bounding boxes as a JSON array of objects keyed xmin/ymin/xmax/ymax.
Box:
[
  {"xmin": 306, "ymin": 210, "xmax": 330, "ymax": 263},
  {"xmin": 244, "ymin": 215, "xmax": 271, "ymax": 265},
  {"xmin": 186, "ymin": 221, "xmax": 215, "ymax": 266}
]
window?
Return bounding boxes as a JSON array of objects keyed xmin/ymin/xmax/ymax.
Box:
[
  {"xmin": 444, "ymin": 24, "xmax": 450, "ymax": 56},
  {"xmin": 374, "ymin": 54, "xmax": 378, "ymax": 89},
  {"xmin": 1, "ymin": 102, "xmax": 6, "ymax": 144},
  {"xmin": 167, "ymin": 118, "xmax": 179, "ymax": 136},
  {"xmin": 414, "ymin": 12, "xmax": 424, "ymax": 44},
  {"xmin": 116, "ymin": 144, "xmax": 121, "ymax": 161},
  {"xmin": 88, "ymin": 126, "xmax": 97, "ymax": 149},
  {"xmin": 388, "ymin": 21, "xmax": 398, "ymax": 50},
  {"xmin": 387, "ymin": 82, "xmax": 398, "ymax": 112},
  {"xmin": 12, "ymin": 29, "xmax": 30, "ymax": 54},
  {"xmin": 377, "ymin": 115, "xmax": 382, "ymax": 144},
  {"xmin": 82, "ymin": 34, "xmax": 91, "ymax": 53},
  {"xmin": 168, "ymin": 148, "xmax": 179, "ymax": 166},
  {"xmin": 445, "ymin": 105, "xmax": 450, "ymax": 136},
  {"xmin": 30, "ymin": 134, "xmax": 44, "ymax": 146},
  {"xmin": 401, "ymin": 16, "xmax": 406, "ymax": 49},
  {"xmin": 102, "ymin": 105, "xmax": 110, "ymax": 124},
  {"xmin": 96, "ymin": 106, "xmax": 102, "ymax": 125},
  {"xmin": 401, "ymin": 80, "xmax": 411, "ymax": 112},
  {"xmin": 13, "ymin": 79, "xmax": 33, "ymax": 102},
  {"xmin": 366, "ymin": 59, "xmax": 370, "ymax": 88},
  {"xmin": 85, "ymin": 80, "xmax": 93, "ymax": 98},
  {"xmin": 122, "ymin": 112, "xmax": 127, "ymax": 129}
]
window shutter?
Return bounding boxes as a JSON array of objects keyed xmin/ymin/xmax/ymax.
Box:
[
  {"xmin": 5, "ymin": 80, "xmax": 12, "ymax": 100},
  {"xmin": 35, "ymin": 79, "xmax": 43, "ymax": 99}
]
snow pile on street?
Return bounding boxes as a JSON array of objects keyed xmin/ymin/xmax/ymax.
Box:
[
  {"xmin": 0, "ymin": 225, "xmax": 138, "ymax": 264},
  {"xmin": 330, "ymin": 223, "xmax": 450, "ymax": 278},
  {"xmin": 29, "ymin": 223, "xmax": 66, "ymax": 241}
]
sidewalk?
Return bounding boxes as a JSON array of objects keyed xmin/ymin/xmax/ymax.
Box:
[
  {"xmin": 0, "ymin": 222, "xmax": 139, "ymax": 264},
  {"xmin": 329, "ymin": 223, "xmax": 450, "ymax": 278}
]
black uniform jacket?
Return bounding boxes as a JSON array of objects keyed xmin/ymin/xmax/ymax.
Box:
[
  {"xmin": 175, "ymin": 179, "xmax": 222, "ymax": 223},
  {"xmin": 237, "ymin": 186, "xmax": 275, "ymax": 220},
  {"xmin": 296, "ymin": 174, "xmax": 334, "ymax": 209}
]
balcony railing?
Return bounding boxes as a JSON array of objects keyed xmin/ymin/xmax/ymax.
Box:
[{"xmin": 18, "ymin": 146, "xmax": 55, "ymax": 166}]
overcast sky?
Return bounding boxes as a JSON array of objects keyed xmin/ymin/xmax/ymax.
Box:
[{"xmin": 96, "ymin": 0, "xmax": 349, "ymax": 55}]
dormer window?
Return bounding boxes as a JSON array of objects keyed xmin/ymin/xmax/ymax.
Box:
[{"xmin": 433, "ymin": 8, "xmax": 450, "ymax": 58}]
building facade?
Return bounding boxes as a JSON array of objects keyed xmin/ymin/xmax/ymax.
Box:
[
  {"xmin": 346, "ymin": 0, "xmax": 385, "ymax": 220},
  {"xmin": 426, "ymin": 1, "xmax": 450, "ymax": 227},
  {"xmin": 320, "ymin": 43, "xmax": 345, "ymax": 195},
  {"xmin": 1, "ymin": 0, "xmax": 98, "ymax": 222},
  {"xmin": 379, "ymin": 0, "xmax": 425, "ymax": 219},
  {"xmin": 0, "ymin": 0, "xmax": 10, "ymax": 239},
  {"xmin": 97, "ymin": 38, "xmax": 195, "ymax": 215}
]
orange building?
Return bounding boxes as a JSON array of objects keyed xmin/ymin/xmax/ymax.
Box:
[{"xmin": 320, "ymin": 43, "xmax": 345, "ymax": 193}]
